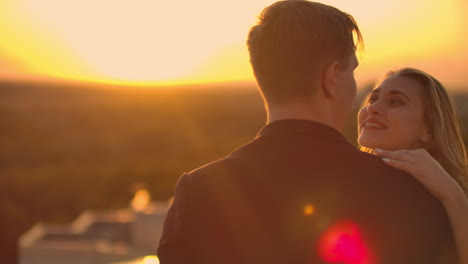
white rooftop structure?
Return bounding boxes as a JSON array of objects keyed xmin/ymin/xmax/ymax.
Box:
[{"xmin": 19, "ymin": 195, "xmax": 170, "ymax": 264}]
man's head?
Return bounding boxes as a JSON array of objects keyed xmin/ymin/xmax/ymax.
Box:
[{"xmin": 247, "ymin": 0, "xmax": 362, "ymax": 128}]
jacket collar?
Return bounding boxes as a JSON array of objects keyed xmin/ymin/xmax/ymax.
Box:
[{"xmin": 256, "ymin": 119, "xmax": 349, "ymax": 144}]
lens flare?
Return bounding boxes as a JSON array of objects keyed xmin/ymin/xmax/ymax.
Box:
[
  {"xmin": 318, "ymin": 220, "xmax": 375, "ymax": 264},
  {"xmin": 130, "ymin": 189, "xmax": 151, "ymax": 213},
  {"xmin": 304, "ymin": 204, "xmax": 315, "ymax": 216}
]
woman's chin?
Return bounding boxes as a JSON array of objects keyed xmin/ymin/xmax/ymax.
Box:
[
  {"xmin": 358, "ymin": 138, "xmax": 386, "ymax": 150},
  {"xmin": 359, "ymin": 137, "xmax": 421, "ymax": 151}
]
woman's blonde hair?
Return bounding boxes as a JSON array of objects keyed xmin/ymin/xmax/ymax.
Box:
[{"xmin": 359, "ymin": 68, "xmax": 467, "ymax": 191}]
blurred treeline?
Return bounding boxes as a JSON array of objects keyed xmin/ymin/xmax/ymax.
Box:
[{"xmin": 0, "ymin": 81, "xmax": 467, "ymax": 263}]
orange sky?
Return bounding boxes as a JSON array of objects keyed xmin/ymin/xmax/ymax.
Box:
[{"xmin": 0, "ymin": 0, "xmax": 467, "ymax": 88}]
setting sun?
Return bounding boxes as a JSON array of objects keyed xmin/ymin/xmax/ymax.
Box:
[{"xmin": 0, "ymin": 0, "xmax": 467, "ymax": 86}]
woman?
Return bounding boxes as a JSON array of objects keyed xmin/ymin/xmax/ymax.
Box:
[{"xmin": 357, "ymin": 68, "xmax": 468, "ymax": 263}]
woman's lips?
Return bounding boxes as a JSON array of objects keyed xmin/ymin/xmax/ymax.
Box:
[
  {"xmin": 361, "ymin": 119, "xmax": 388, "ymax": 131},
  {"xmin": 363, "ymin": 121, "xmax": 386, "ymax": 129}
]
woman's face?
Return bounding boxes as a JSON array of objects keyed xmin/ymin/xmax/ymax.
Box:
[{"xmin": 357, "ymin": 75, "xmax": 430, "ymax": 151}]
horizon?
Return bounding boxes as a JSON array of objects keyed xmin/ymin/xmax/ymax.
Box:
[{"xmin": 1, "ymin": 77, "xmax": 468, "ymax": 94}]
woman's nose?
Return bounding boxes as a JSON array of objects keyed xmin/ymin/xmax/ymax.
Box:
[{"xmin": 367, "ymin": 101, "xmax": 382, "ymax": 115}]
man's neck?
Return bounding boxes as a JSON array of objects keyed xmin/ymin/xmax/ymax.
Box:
[{"xmin": 266, "ymin": 101, "xmax": 336, "ymax": 130}]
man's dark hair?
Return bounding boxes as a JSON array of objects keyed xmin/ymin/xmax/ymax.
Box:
[{"xmin": 247, "ymin": 0, "xmax": 363, "ymax": 105}]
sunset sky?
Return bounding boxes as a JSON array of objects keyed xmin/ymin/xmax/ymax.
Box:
[{"xmin": 1, "ymin": 0, "xmax": 467, "ymax": 88}]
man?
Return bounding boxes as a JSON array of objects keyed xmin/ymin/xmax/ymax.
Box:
[{"xmin": 157, "ymin": 1, "xmax": 453, "ymax": 263}]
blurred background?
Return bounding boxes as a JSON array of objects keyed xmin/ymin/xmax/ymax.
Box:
[{"xmin": 1, "ymin": 0, "xmax": 467, "ymax": 263}]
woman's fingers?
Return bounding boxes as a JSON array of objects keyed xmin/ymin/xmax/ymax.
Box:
[
  {"xmin": 375, "ymin": 149, "xmax": 415, "ymax": 162},
  {"xmin": 378, "ymin": 148, "xmax": 458, "ymax": 202},
  {"xmin": 382, "ymin": 157, "xmax": 415, "ymax": 174}
]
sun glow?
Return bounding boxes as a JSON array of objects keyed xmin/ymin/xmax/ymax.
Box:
[
  {"xmin": 141, "ymin": 255, "xmax": 160, "ymax": 264},
  {"xmin": 0, "ymin": 0, "xmax": 467, "ymax": 86}
]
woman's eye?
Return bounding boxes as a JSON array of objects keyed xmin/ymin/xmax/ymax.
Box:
[
  {"xmin": 390, "ymin": 99, "xmax": 404, "ymax": 105},
  {"xmin": 368, "ymin": 96, "xmax": 377, "ymax": 104}
]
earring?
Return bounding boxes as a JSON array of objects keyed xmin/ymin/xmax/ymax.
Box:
[
  {"xmin": 421, "ymin": 135, "xmax": 431, "ymax": 149},
  {"xmin": 421, "ymin": 135, "xmax": 431, "ymax": 143}
]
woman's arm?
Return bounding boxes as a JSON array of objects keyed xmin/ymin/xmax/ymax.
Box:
[{"xmin": 375, "ymin": 148, "xmax": 468, "ymax": 264}]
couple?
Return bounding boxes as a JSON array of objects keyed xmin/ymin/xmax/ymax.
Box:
[{"xmin": 158, "ymin": 1, "xmax": 467, "ymax": 263}]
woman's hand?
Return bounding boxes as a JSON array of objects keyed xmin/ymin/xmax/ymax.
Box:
[
  {"xmin": 374, "ymin": 148, "xmax": 465, "ymax": 203},
  {"xmin": 375, "ymin": 148, "xmax": 468, "ymax": 264}
]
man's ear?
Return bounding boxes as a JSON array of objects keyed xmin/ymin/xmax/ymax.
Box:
[{"xmin": 322, "ymin": 60, "xmax": 340, "ymax": 98}]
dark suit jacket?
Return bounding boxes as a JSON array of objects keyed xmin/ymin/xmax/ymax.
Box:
[{"xmin": 157, "ymin": 120, "xmax": 453, "ymax": 264}]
